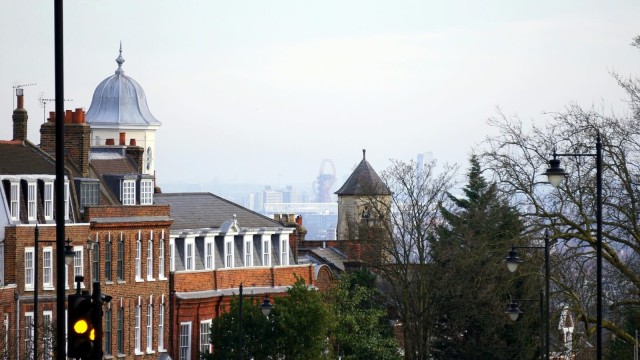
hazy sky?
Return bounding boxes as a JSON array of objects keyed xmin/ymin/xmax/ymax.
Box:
[{"xmin": 1, "ymin": 1, "xmax": 639, "ymax": 192}]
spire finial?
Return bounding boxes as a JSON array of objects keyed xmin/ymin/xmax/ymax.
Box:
[
  {"xmin": 362, "ymin": 149, "xmax": 366, "ymax": 160},
  {"xmin": 115, "ymin": 41, "xmax": 125, "ymax": 74}
]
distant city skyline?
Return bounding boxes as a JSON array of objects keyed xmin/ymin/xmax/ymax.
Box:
[{"xmin": 2, "ymin": 1, "xmax": 639, "ymax": 190}]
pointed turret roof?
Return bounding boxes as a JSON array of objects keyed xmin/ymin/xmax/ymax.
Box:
[{"xmin": 335, "ymin": 149, "xmax": 391, "ymax": 196}]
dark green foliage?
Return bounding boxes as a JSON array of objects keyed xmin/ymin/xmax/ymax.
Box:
[
  {"xmin": 430, "ymin": 155, "xmax": 541, "ymax": 359},
  {"xmin": 328, "ymin": 269, "xmax": 402, "ymax": 360}
]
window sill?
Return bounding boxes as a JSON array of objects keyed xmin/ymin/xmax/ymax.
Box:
[
  {"xmin": 43, "ymin": 286, "xmax": 54, "ymax": 291},
  {"xmin": 135, "ymin": 278, "xmax": 144, "ymax": 283},
  {"xmin": 146, "ymin": 350, "xmax": 155, "ymax": 354},
  {"xmin": 24, "ymin": 288, "xmax": 34, "ymax": 292},
  {"xmin": 134, "ymin": 351, "xmax": 144, "ymax": 356},
  {"xmin": 117, "ymin": 280, "xmax": 126, "ymax": 284},
  {"xmin": 116, "ymin": 354, "xmax": 126, "ymax": 358},
  {"xmin": 105, "ymin": 281, "xmax": 114, "ymax": 285},
  {"xmin": 157, "ymin": 349, "xmax": 166, "ymax": 353},
  {"xmin": 146, "ymin": 278, "xmax": 156, "ymax": 282},
  {"xmin": 158, "ymin": 276, "xmax": 167, "ymax": 281},
  {"xmin": 104, "ymin": 355, "xmax": 113, "ymax": 359}
]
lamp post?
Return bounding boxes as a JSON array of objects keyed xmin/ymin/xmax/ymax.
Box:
[
  {"xmin": 543, "ymin": 134, "xmax": 603, "ymax": 360},
  {"xmin": 238, "ymin": 283, "xmax": 243, "ymax": 360},
  {"xmin": 505, "ymin": 291, "xmax": 545, "ymax": 360},
  {"xmin": 505, "ymin": 233, "xmax": 550, "ymax": 360},
  {"xmin": 33, "ymin": 225, "xmax": 75, "ymax": 360}
]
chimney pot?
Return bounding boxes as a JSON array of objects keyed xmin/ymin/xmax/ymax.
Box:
[
  {"xmin": 106, "ymin": 138, "xmax": 115, "ymax": 145},
  {"xmin": 129, "ymin": 138, "xmax": 137, "ymax": 146},
  {"xmin": 119, "ymin": 132, "xmax": 126, "ymax": 145},
  {"xmin": 48, "ymin": 111, "xmax": 56, "ymax": 122}
]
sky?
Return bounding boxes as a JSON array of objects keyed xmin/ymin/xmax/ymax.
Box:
[{"xmin": 1, "ymin": 1, "xmax": 639, "ymax": 194}]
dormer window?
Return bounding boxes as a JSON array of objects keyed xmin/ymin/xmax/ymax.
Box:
[
  {"xmin": 79, "ymin": 181, "xmax": 100, "ymax": 210},
  {"xmin": 140, "ymin": 179, "xmax": 153, "ymax": 205},
  {"xmin": 27, "ymin": 182, "xmax": 36, "ymax": 220},
  {"xmin": 122, "ymin": 180, "xmax": 136, "ymax": 205},
  {"xmin": 9, "ymin": 182, "xmax": 19, "ymax": 220},
  {"xmin": 44, "ymin": 182, "xmax": 53, "ymax": 220}
]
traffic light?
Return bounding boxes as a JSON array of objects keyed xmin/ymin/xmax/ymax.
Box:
[{"xmin": 68, "ymin": 293, "xmax": 95, "ymax": 359}]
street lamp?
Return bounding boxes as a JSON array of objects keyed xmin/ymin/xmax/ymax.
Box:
[
  {"xmin": 33, "ymin": 225, "xmax": 74, "ymax": 360},
  {"xmin": 543, "ymin": 134, "xmax": 603, "ymax": 360},
  {"xmin": 504, "ymin": 233, "xmax": 550, "ymax": 360},
  {"xmin": 261, "ymin": 296, "xmax": 273, "ymax": 317},
  {"xmin": 505, "ymin": 291, "xmax": 545, "ymax": 359}
]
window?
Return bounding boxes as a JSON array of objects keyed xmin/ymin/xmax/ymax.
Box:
[
  {"xmin": 185, "ymin": 239, "xmax": 194, "ymax": 271},
  {"xmin": 105, "ymin": 308, "xmax": 112, "ymax": 356},
  {"xmin": 25, "ymin": 247, "xmax": 34, "ymax": 290},
  {"xmin": 158, "ymin": 302, "xmax": 165, "ymax": 351},
  {"xmin": 122, "ymin": 180, "xmax": 136, "ymax": 205},
  {"xmin": 105, "ymin": 234, "xmax": 112, "ymax": 282},
  {"xmin": 146, "ymin": 303, "xmax": 153, "ymax": 352},
  {"xmin": 9, "ymin": 183, "xmax": 19, "ymax": 220},
  {"xmin": 44, "ymin": 182, "xmax": 53, "ymax": 220},
  {"xmin": 64, "ymin": 181, "xmax": 69, "ymax": 220},
  {"xmin": 205, "ymin": 239, "xmax": 213, "ymax": 270},
  {"xmin": 42, "ymin": 311, "xmax": 52, "ymax": 360},
  {"xmin": 117, "ymin": 234, "xmax": 124, "ymax": 281},
  {"xmin": 224, "ymin": 238, "xmax": 233, "ymax": 268},
  {"xmin": 179, "ymin": 322, "xmax": 191, "ymax": 360},
  {"xmin": 117, "ymin": 307, "xmax": 124, "ymax": 354},
  {"xmin": 262, "ymin": 237, "xmax": 271, "ymax": 267},
  {"xmin": 92, "ymin": 239, "xmax": 99, "ymax": 282},
  {"xmin": 73, "ymin": 246, "xmax": 83, "ymax": 281},
  {"xmin": 169, "ymin": 239, "xmax": 175, "ymax": 272},
  {"xmin": 135, "ymin": 232, "xmax": 142, "ymax": 280},
  {"xmin": 27, "ymin": 182, "xmax": 36, "ymax": 220},
  {"xmin": 43, "ymin": 247, "xmax": 53, "ymax": 289},
  {"xmin": 159, "ymin": 232, "xmax": 165, "ymax": 279},
  {"xmin": 25, "ymin": 312, "xmax": 33, "ymax": 360},
  {"xmin": 4, "ymin": 314, "xmax": 9, "ymax": 360},
  {"xmin": 244, "ymin": 237, "xmax": 252, "ymax": 267},
  {"xmin": 134, "ymin": 304, "xmax": 141, "ymax": 353},
  {"xmin": 200, "ymin": 320, "xmax": 212, "ymax": 354},
  {"xmin": 80, "ymin": 182, "xmax": 100, "ymax": 210},
  {"xmin": 140, "ymin": 179, "xmax": 153, "ymax": 205},
  {"xmin": 147, "ymin": 231, "xmax": 154, "ymax": 280},
  {"xmin": 280, "ymin": 237, "xmax": 289, "ymax": 266}
]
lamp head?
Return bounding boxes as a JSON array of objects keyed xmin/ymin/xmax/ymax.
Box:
[
  {"xmin": 506, "ymin": 302, "xmax": 523, "ymax": 322},
  {"xmin": 64, "ymin": 238, "xmax": 75, "ymax": 265},
  {"xmin": 543, "ymin": 154, "xmax": 568, "ymax": 187},
  {"xmin": 504, "ymin": 247, "xmax": 522, "ymax": 273},
  {"xmin": 260, "ymin": 297, "xmax": 273, "ymax": 317}
]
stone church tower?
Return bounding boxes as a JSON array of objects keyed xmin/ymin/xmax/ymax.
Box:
[
  {"xmin": 335, "ymin": 149, "xmax": 391, "ymax": 245},
  {"xmin": 85, "ymin": 44, "xmax": 162, "ymax": 176}
]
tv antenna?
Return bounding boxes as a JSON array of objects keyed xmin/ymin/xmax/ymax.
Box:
[
  {"xmin": 39, "ymin": 92, "xmax": 73, "ymax": 123},
  {"xmin": 12, "ymin": 82, "xmax": 36, "ymax": 109}
]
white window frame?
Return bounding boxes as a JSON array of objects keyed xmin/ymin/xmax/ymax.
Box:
[
  {"xmin": 140, "ymin": 179, "xmax": 153, "ymax": 205},
  {"xmin": 158, "ymin": 232, "xmax": 165, "ymax": 279},
  {"xmin": 25, "ymin": 247, "xmax": 34, "ymax": 291},
  {"xmin": 64, "ymin": 181, "xmax": 69, "ymax": 220},
  {"xmin": 179, "ymin": 322, "xmax": 191, "ymax": 360},
  {"xmin": 44, "ymin": 182, "xmax": 53, "ymax": 220},
  {"xmin": 199, "ymin": 319, "xmax": 212, "ymax": 354},
  {"xmin": 280, "ymin": 236, "xmax": 289, "ymax": 266},
  {"xmin": 147, "ymin": 231, "xmax": 154, "ymax": 280},
  {"xmin": 43, "ymin": 247, "xmax": 53, "ymax": 289},
  {"xmin": 262, "ymin": 236, "xmax": 271, "ymax": 267},
  {"xmin": 146, "ymin": 303, "xmax": 153, "ymax": 352},
  {"xmin": 244, "ymin": 236, "xmax": 253, "ymax": 267},
  {"xmin": 158, "ymin": 302, "xmax": 165, "ymax": 351},
  {"xmin": 224, "ymin": 237, "xmax": 234, "ymax": 268},
  {"xmin": 27, "ymin": 182, "xmax": 36, "ymax": 220},
  {"xmin": 42, "ymin": 311, "xmax": 53, "ymax": 360},
  {"xmin": 205, "ymin": 238, "xmax": 214, "ymax": 270},
  {"xmin": 135, "ymin": 231, "xmax": 142, "ymax": 281},
  {"xmin": 73, "ymin": 246, "xmax": 83, "ymax": 286},
  {"xmin": 9, "ymin": 182, "xmax": 19, "ymax": 220},
  {"xmin": 169, "ymin": 238, "xmax": 175, "ymax": 272},
  {"xmin": 134, "ymin": 303, "xmax": 142, "ymax": 354},
  {"xmin": 185, "ymin": 238, "xmax": 194, "ymax": 271},
  {"xmin": 25, "ymin": 312, "xmax": 34, "ymax": 360},
  {"xmin": 122, "ymin": 179, "xmax": 136, "ymax": 205}
]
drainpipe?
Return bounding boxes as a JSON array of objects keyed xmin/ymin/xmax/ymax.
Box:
[{"xmin": 15, "ymin": 291, "xmax": 19, "ymax": 360}]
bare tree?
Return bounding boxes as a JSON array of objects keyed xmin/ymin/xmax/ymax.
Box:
[{"xmin": 356, "ymin": 158, "xmax": 458, "ymax": 360}]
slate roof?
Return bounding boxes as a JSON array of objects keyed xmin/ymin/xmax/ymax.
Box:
[
  {"xmin": 154, "ymin": 192, "xmax": 282, "ymax": 230},
  {"xmin": 306, "ymin": 247, "xmax": 348, "ymax": 272},
  {"xmin": 0, "ymin": 140, "xmax": 56, "ymax": 175},
  {"xmin": 335, "ymin": 150, "xmax": 391, "ymax": 196},
  {"xmin": 90, "ymin": 148, "xmax": 139, "ymax": 176}
]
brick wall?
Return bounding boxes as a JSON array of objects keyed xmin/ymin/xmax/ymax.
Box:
[{"xmin": 85, "ymin": 204, "xmax": 170, "ymax": 219}]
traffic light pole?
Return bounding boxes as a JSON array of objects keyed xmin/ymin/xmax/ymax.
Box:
[{"xmin": 91, "ymin": 282, "xmax": 103, "ymax": 360}]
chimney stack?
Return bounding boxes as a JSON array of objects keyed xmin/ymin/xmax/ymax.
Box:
[
  {"xmin": 40, "ymin": 108, "xmax": 91, "ymax": 177},
  {"xmin": 12, "ymin": 89, "xmax": 28, "ymax": 141}
]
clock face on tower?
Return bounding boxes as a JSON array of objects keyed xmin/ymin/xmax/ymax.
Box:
[{"xmin": 146, "ymin": 147, "xmax": 152, "ymax": 171}]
